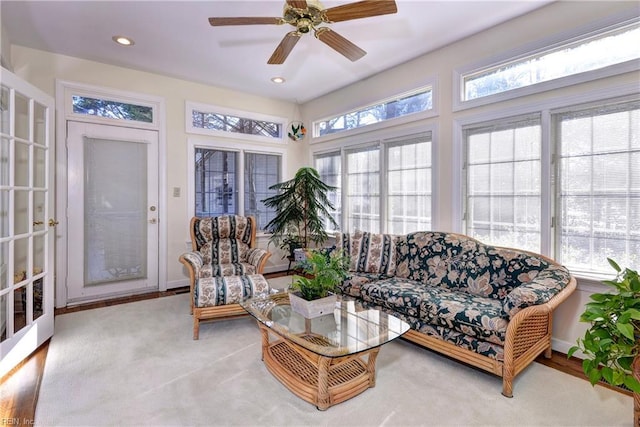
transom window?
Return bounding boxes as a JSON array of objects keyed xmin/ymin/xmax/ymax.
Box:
[
  {"xmin": 192, "ymin": 110, "xmax": 281, "ymax": 139},
  {"xmin": 314, "ymin": 88, "xmax": 433, "ymax": 137},
  {"xmin": 461, "ymin": 20, "xmax": 639, "ymax": 103},
  {"xmin": 72, "ymin": 95, "xmax": 153, "ymax": 123}
]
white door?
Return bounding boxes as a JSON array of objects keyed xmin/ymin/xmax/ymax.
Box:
[
  {"xmin": 66, "ymin": 122, "xmax": 159, "ymax": 302},
  {"xmin": 0, "ymin": 68, "xmax": 55, "ymax": 378}
]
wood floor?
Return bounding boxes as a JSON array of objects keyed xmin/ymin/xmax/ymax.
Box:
[{"xmin": 1, "ymin": 276, "xmax": 631, "ymax": 423}]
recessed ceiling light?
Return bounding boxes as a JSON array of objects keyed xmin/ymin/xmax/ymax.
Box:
[
  {"xmin": 112, "ymin": 35, "xmax": 135, "ymax": 46},
  {"xmin": 271, "ymin": 77, "xmax": 285, "ymax": 84}
]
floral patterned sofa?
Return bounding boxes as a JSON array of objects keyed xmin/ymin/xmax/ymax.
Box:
[{"xmin": 335, "ymin": 230, "xmax": 576, "ymax": 397}]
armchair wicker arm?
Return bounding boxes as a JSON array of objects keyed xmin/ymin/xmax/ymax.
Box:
[
  {"xmin": 179, "ymin": 251, "xmax": 204, "ymax": 313},
  {"xmin": 246, "ymin": 248, "xmax": 272, "ymax": 274}
]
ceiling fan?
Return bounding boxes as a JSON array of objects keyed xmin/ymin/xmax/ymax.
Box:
[{"xmin": 209, "ymin": 0, "xmax": 398, "ymax": 64}]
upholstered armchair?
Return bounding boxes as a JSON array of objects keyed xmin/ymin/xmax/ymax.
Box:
[{"xmin": 179, "ymin": 215, "xmax": 272, "ymax": 339}]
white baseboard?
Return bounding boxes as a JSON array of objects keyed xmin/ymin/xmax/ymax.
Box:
[{"xmin": 552, "ymin": 337, "xmax": 583, "ymax": 359}]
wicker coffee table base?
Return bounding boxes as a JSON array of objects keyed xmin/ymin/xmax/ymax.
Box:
[{"xmin": 257, "ymin": 323, "xmax": 380, "ymax": 410}]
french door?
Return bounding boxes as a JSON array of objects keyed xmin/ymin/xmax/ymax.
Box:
[
  {"xmin": 65, "ymin": 122, "xmax": 159, "ymax": 302},
  {"xmin": 0, "ymin": 67, "xmax": 55, "ymax": 378}
]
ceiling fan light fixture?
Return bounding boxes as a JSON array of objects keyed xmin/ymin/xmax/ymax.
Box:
[{"xmin": 112, "ymin": 35, "xmax": 135, "ymax": 46}]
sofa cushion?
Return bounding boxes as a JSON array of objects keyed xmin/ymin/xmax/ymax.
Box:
[
  {"xmin": 418, "ymin": 287, "xmax": 508, "ymax": 345},
  {"xmin": 358, "ymin": 277, "xmax": 425, "ymax": 318},
  {"xmin": 337, "ymin": 231, "xmax": 397, "ymax": 275},
  {"xmin": 195, "ymin": 274, "xmax": 268, "ymax": 308},
  {"xmin": 395, "ymin": 232, "xmax": 555, "ymax": 301},
  {"xmin": 338, "ymin": 272, "xmax": 385, "ymax": 298},
  {"xmin": 200, "ymin": 263, "xmax": 257, "ymax": 278},
  {"xmin": 192, "ymin": 215, "xmax": 254, "ymax": 249}
]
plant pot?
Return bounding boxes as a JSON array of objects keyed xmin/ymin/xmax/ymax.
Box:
[
  {"xmin": 633, "ymin": 354, "xmax": 639, "ymax": 427},
  {"xmin": 288, "ymin": 291, "xmax": 337, "ymax": 319}
]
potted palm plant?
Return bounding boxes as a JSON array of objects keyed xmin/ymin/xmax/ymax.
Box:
[
  {"xmin": 288, "ymin": 248, "xmax": 349, "ymax": 318},
  {"xmin": 262, "ymin": 167, "xmax": 339, "ymax": 254},
  {"xmin": 568, "ymin": 258, "xmax": 640, "ymax": 424}
]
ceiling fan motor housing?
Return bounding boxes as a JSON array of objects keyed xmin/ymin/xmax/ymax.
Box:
[{"xmin": 284, "ymin": 3, "xmax": 325, "ymax": 34}]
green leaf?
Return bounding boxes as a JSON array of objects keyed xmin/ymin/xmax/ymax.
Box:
[
  {"xmin": 587, "ymin": 367, "xmax": 602, "ymax": 385},
  {"xmin": 567, "ymin": 346, "xmax": 579, "ymax": 358},
  {"xmin": 624, "ymin": 375, "xmax": 640, "ymax": 394},
  {"xmin": 616, "ymin": 322, "xmax": 635, "ymax": 340},
  {"xmin": 607, "ymin": 258, "xmax": 621, "ymax": 272}
]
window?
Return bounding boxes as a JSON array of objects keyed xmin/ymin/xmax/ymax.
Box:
[
  {"xmin": 460, "ymin": 20, "xmax": 639, "ymax": 104},
  {"xmin": 72, "ymin": 95, "xmax": 153, "ymax": 123},
  {"xmin": 192, "ymin": 110, "xmax": 281, "ymax": 139},
  {"xmin": 314, "ymin": 152, "xmax": 342, "ymax": 231},
  {"xmin": 464, "ymin": 117, "xmax": 542, "ymax": 252},
  {"xmin": 387, "ymin": 133, "xmax": 432, "ymax": 234},
  {"xmin": 194, "ymin": 149, "xmax": 237, "ymax": 217},
  {"xmin": 461, "ymin": 96, "xmax": 639, "ymax": 277},
  {"xmin": 555, "ymin": 100, "xmax": 640, "ymax": 275},
  {"xmin": 346, "ymin": 147, "xmax": 380, "ymax": 233},
  {"xmin": 314, "ymin": 88, "xmax": 433, "ymax": 137},
  {"xmin": 192, "ymin": 145, "xmax": 282, "ymax": 230},
  {"xmin": 244, "ymin": 153, "xmax": 280, "ymax": 230},
  {"xmin": 186, "ymin": 102, "xmax": 285, "ymax": 143}
]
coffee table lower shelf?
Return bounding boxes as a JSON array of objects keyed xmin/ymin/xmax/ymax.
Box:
[{"xmin": 258, "ymin": 324, "xmax": 380, "ymax": 410}]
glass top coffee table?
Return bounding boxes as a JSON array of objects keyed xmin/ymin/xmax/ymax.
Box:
[{"xmin": 241, "ymin": 292, "xmax": 410, "ymax": 410}]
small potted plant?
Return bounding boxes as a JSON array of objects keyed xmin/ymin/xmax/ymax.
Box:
[
  {"xmin": 288, "ymin": 248, "xmax": 349, "ymax": 318},
  {"xmin": 568, "ymin": 258, "xmax": 640, "ymax": 423}
]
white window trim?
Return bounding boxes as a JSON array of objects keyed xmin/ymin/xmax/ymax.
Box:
[
  {"xmin": 453, "ymin": 13, "xmax": 640, "ymax": 112},
  {"xmin": 62, "ymin": 81, "xmax": 161, "ymax": 129},
  {"xmin": 185, "ymin": 101, "xmax": 287, "ymax": 144},
  {"xmin": 310, "ymin": 78, "xmax": 439, "ymax": 144},
  {"xmin": 453, "ymin": 82, "xmax": 640, "ymax": 268},
  {"xmin": 187, "ymin": 137, "xmax": 287, "ymax": 235}
]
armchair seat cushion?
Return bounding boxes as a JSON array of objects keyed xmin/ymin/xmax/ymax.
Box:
[{"xmin": 195, "ymin": 274, "xmax": 269, "ymax": 308}]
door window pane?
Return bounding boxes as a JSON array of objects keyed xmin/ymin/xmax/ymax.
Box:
[{"xmin": 84, "ymin": 137, "xmax": 147, "ymax": 285}]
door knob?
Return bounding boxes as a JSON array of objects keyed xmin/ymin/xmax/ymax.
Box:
[
  {"xmin": 149, "ymin": 218, "xmax": 157, "ymax": 224},
  {"xmin": 33, "ymin": 221, "xmax": 44, "ymax": 226},
  {"xmin": 48, "ymin": 219, "xmax": 59, "ymax": 227}
]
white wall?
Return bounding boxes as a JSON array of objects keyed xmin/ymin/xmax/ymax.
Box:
[{"xmin": 299, "ymin": 0, "xmax": 640, "ymax": 353}]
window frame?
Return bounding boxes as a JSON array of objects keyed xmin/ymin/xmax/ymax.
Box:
[
  {"xmin": 454, "ymin": 84, "xmax": 640, "ymax": 279},
  {"xmin": 185, "ymin": 101, "xmax": 287, "ymax": 144},
  {"xmin": 453, "ymin": 15, "xmax": 640, "ymax": 111},
  {"xmin": 311, "ymin": 79, "xmax": 438, "ymax": 144},
  {"xmin": 187, "ymin": 137, "xmax": 287, "ymax": 233},
  {"xmin": 311, "ymin": 122, "xmax": 437, "ymax": 234}
]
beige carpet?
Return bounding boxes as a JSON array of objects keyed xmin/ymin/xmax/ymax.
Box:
[{"xmin": 35, "ymin": 276, "xmax": 633, "ymax": 426}]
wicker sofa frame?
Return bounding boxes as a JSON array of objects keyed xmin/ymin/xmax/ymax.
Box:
[{"xmin": 336, "ymin": 231, "xmax": 577, "ymax": 398}]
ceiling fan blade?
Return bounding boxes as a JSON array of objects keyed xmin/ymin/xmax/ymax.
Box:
[
  {"xmin": 324, "ymin": 0, "xmax": 397, "ymax": 23},
  {"xmin": 286, "ymin": 0, "xmax": 308, "ymax": 8},
  {"xmin": 209, "ymin": 17, "xmax": 282, "ymax": 26},
  {"xmin": 315, "ymin": 28, "xmax": 366, "ymax": 62},
  {"xmin": 268, "ymin": 32, "xmax": 301, "ymax": 64}
]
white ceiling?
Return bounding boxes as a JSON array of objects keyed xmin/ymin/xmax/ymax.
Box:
[{"xmin": 1, "ymin": 0, "xmax": 554, "ymax": 103}]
